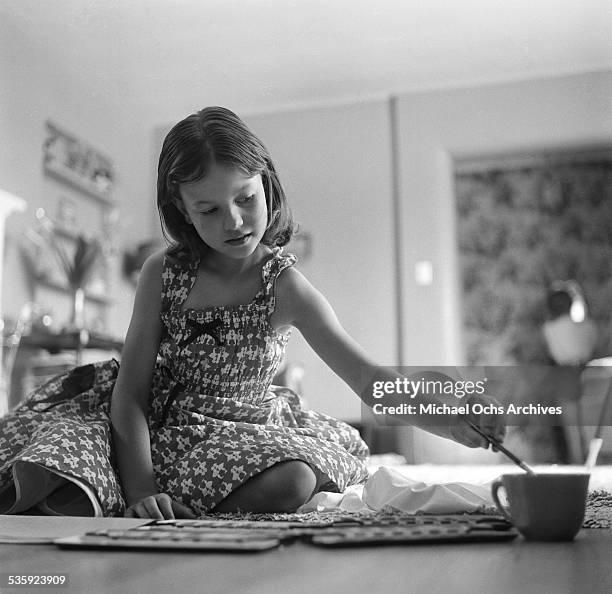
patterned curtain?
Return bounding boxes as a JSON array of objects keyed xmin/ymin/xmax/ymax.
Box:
[{"xmin": 455, "ymin": 150, "xmax": 612, "ymax": 365}]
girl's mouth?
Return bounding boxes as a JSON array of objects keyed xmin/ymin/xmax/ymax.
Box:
[{"xmin": 225, "ymin": 233, "xmax": 251, "ymax": 246}]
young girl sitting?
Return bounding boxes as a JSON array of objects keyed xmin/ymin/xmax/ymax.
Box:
[{"xmin": 0, "ymin": 107, "xmax": 505, "ymax": 519}]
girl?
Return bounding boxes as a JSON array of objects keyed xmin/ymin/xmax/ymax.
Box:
[{"xmin": 0, "ymin": 107, "xmax": 505, "ymax": 519}]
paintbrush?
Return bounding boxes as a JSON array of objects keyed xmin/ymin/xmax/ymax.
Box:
[{"xmin": 464, "ymin": 419, "xmax": 536, "ymax": 475}]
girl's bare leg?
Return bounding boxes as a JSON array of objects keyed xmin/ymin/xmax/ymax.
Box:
[{"xmin": 213, "ymin": 460, "xmax": 317, "ymax": 513}]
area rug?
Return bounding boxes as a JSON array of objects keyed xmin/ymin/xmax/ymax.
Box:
[{"xmin": 201, "ymin": 488, "xmax": 612, "ymax": 530}]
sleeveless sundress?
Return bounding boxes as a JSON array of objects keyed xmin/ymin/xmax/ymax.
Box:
[{"xmin": 0, "ymin": 249, "xmax": 369, "ymax": 516}]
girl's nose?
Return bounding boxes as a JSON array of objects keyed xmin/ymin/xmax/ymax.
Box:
[{"xmin": 224, "ymin": 207, "xmax": 243, "ymax": 230}]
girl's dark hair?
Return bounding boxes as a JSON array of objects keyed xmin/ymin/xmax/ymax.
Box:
[{"xmin": 157, "ymin": 106, "xmax": 294, "ymax": 258}]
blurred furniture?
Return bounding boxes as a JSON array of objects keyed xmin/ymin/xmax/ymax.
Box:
[
  {"xmin": 20, "ymin": 328, "xmax": 122, "ymax": 366},
  {"xmin": 572, "ymin": 359, "xmax": 612, "ymax": 464},
  {"xmin": 272, "ymin": 361, "xmax": 305, "ymax": 395},
  {"xmin": 353, "ymin": 406, "xmax": 403, "ymax": 456},
  {"xmin": 272, "ymin": 362, "xmax": 399, "ymax": 454},
  {"xmin": 3, "ymin": 328, "xmax": 122, "ymax": 409},
  {"xmin": 540, "ymin": 282, "xmax": 599, "ymax": 463},
  {"xmin": 0, "ymin": 189, "xmax": 27, "ymax": 415}
]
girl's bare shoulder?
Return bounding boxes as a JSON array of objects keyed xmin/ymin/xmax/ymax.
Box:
[
  {"xmin": 138, "ymin": 248, "xmax": 168, "ymax": 285},
  {"xmin": 274, "ymin": 264, "xmax": 312, "ymax": 299},
  {"xmin": 272, "ymin": 265, "xmax": 329, "ymax": 329},
  {"xmin": 142, "ymin": 247, "xmax": 166, "ymax": 268},
  {"xmin": 132, "ymin": 248, "xmax": 167, "ymax": 314}
]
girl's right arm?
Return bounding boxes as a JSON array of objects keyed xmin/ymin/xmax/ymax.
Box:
[{"xmin": 110, "ymin": 249, "xmax": 194, "ymax": 520}]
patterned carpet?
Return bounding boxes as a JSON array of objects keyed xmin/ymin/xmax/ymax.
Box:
[
  {"xmin": 200, "ymin": 489, "xmax": 612, "ymax": 529},
  {"xmin": 584, "ymin": 490, "xmax": 612, "ymax": 528}
]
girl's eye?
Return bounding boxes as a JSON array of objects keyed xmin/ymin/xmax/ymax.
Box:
[
  {"xmin": 200, "ymin": 208, "xmax": 217, "ymax": 215},
  {"xmin": 237, "ymin": 194, "xmax": 255, "ymax": 204}
]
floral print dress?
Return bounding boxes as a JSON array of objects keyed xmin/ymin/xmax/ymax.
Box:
[{"xmin": 0, "ymin": 249, "xmax": 369, "ymax": 516}]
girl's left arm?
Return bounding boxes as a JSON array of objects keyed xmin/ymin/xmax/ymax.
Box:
[
  {"xmin": 273, "ymin": 268, "xmax": 505, "ymax": 448},
  {"xmin": 273, "ymin": 267, "xmax": 376, "ymax": 396}
]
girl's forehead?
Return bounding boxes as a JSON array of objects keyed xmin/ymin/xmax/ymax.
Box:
[
  {"xmin": 206, "ymin": 161, "xmax": 257, "ymax": 181},
  {"xmin": 179, "ymin": 165, "xmax": 261, "ymax": 198}
]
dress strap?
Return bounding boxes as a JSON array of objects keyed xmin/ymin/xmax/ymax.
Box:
[
  {"xmin": 161, "ymin": 249, "xmax": 199, "ymax": 312},
  {"xmin": 261, "ymin": 249, "xmax": 297, "ymax": 297}
]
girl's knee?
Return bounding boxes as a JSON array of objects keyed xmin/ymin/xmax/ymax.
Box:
[
  {"xmin": 213, "ymin": 460, "xmax": 318, "ymax": 513},
  {"xmin": 264, "ymin": 460, "xmax": 317, "ymax": 511}
]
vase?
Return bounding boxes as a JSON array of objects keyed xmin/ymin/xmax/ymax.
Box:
[{"xmin": 70, "ymin": 286, "xmax": 86, "ymax": 330}]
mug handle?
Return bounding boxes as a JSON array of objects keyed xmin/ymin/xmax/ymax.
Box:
[{"xmin": 491, "ymin": 478, "xmax": 513, "ymax": 523}]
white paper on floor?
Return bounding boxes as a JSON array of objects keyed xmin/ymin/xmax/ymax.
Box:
[
  {"xmin": 363, "ymin": 466, "xmax": 493, "ymax": 513},
  {"xmin": 298, "ymin": 466, "xmax": 493, "ymax": 514}
]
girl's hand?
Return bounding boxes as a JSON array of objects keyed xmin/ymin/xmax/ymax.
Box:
[
  {"xmin": 125, "ymin": 493, "xmax": 196, "ymax": 520},
  {"xmin": 449, "ymin": 394, "xmax": 506, "ymax": 449}
]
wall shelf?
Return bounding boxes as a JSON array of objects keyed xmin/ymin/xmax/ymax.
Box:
[
  {"xmin": 43, "ymin": 120, "xmax": 116, "ymax": 207},
  {"xmin": 44, "ymin": 163, "xmax": 116, "ymax": 207}
]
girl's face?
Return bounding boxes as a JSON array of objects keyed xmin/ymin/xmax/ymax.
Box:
[{"xmin": 177, "ymin": 162, "xmax": 268, "ymax": 260}]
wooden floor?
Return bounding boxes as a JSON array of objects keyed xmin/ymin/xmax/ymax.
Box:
[{"xmin": 0, "ymin": 516, "xmax": 611, "ymax": 593}]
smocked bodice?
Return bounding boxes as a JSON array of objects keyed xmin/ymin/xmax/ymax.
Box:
[{"xmin": 156, "ymin": 249, "xmax": 296, "ymax": 404}]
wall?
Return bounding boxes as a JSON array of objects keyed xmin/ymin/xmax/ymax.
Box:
[
  {"xmin": 245, "ymin": 102, "xmax": 397, "ymax": 422},
  {"xmin": 0, "ymin": 20, "xmax": 154, "ymax": 339},
  {"xmin": 395, "ymin": 70, "xmax": 612, "ymax": 462}
]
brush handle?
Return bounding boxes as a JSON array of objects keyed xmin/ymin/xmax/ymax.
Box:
[{"xmin": 465, "ymin": 419, "xmax": 536, "ymax": 475}]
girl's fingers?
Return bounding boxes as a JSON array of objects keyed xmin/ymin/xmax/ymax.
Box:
[
  {"xmin": 457, "ymin": 419, "xmax": 487, "ymax": 448},
  {"xmin": 156, "ymin": 495, "xmax": 176, "ymax": 520},
  {"xmin": 483, "ymin": 416, "xmax": 506, "ymax": 444},
  {"xmin": 125, "ymin": 503, "xmax": 147, "ymax": 518},
  {"xmin": 141, "ymin": 496, "xmax": 165, "ymax": 519},
  {"xmin": 493, "ymin": 425, "xmax": 506, "ymax": 443},
  {"xmin": 125, "ymin": 494, "xmax": 192, "ymax": 520},
  {"xmin": 172, "ymin": 500, "xmax": 196, "ymax": 519},
  {"xmin": 469, "ymin": 396, "xmax": 507, "ymax": 445},
  {"xmin": 472, "ymin": 431, "xmax": 489, "ymax": 449}
]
